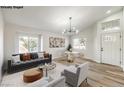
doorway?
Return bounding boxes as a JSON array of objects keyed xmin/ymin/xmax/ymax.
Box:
[{"xmin": 101, "ymin": 32, "xmax": 122, "ymax": 66}]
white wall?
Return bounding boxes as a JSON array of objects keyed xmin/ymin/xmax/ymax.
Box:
[
  {"xmin": 123, "ymin": 8, "xmax": 124, "ymax": 71},
  {"xmin": 71, "ymin": 11, "xmax": 123, "ymax": 65},
  {"xmin": 95, "ymin": 11, "xmax": 123, "ymax": 64},
  {"xmin": 0, "ymin": 9, "xmax": 4, "ymax": 82},
  {"xmin": 4, "ymin": 23, "xmax": 69, "ymax": 67},
  {"xmin": 4, "ymin": 10, "xmax": 124, "ymax": 71},
  {"xmin": 42, "ymin": 31, "xmax": 69, "ymax": 59},
  {"xmin": 71, "ymin": 25, "xmax": 97, "ymax": 60},
  {"xmin": 96, "ymin": 11, "xmax": 123, "ymax": 65}
]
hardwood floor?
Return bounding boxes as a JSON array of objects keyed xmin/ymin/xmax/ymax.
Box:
[
  {"xmin": 80, "ymin": 61, "xmax": 124, "ymax": 87},
  {"xmin": 2, "ymin": 57, "xmax": 124, "ymax": 87},
  {"xmin": 55, "ymin": 57, "xmax": 124, "ymax": 87}
]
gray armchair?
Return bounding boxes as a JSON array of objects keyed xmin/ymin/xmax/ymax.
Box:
[
  {"xmin": 44, "ymin": 76, "xmax": 65, "ymax": 87},
  {"xmin": 61, "ymin": 62, "xmax": 89, "ymax": 87}
]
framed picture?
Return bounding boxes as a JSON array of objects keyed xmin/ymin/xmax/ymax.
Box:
[{"xmin": 49, "ymin": 37, "xmax": 65, "ymax": 48}]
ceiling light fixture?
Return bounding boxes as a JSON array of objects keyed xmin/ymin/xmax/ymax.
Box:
[
  {"xmin": 106, "ymin": 10, "xmax": 111, "ymax": 14},
  {"xmin": 62, "ymin": 17, "xmax": 79, "ymax": 35}
]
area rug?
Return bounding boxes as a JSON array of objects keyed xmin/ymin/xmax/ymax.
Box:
[{"xmin": 54, "ymin": 57, "xmax": 88, "ymax": 66}]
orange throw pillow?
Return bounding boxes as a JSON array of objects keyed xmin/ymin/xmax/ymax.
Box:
[
  {"xmin": 44, "ymin": 53, "xmax": 49, "ymax": 58},
  {"xmin": 22, "ymin": 53, "xmax": 31, "ymax": 61}
]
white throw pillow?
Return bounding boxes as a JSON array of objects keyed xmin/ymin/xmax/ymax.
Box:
[
  {"xmin": 12, "ymin": 55, "xmax": 20, "ymax": 63},
  {"xmin": 38, "ymin": 53, "xmax": 44, "ymax": 58}
]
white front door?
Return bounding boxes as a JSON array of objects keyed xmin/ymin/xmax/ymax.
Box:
[{"xmin": 101, "ymin": 32, "xmax": 121, "ymax": 66}]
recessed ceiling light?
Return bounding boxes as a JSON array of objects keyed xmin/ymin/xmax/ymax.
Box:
[{"xmin": 106, "ymin": 10, "xmax": 111, "ymax": 14}]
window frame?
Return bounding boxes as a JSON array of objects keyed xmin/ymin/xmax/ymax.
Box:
[
  {"xmin": 15, "ymin": 32, "xmax": 42, "ymax": 53},
  {"xmin": 72, "ymin": 38, "xmax": 87, "ymax": 50}
]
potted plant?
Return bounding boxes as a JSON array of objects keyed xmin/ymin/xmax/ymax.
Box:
[{"xmin": 67, "ymin": 44, "xmax": 72, "ymax": 52}]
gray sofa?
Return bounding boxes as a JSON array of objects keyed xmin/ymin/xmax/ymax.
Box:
[{"xmin": 8, "ymin": 52, "xmax": 52, "ymax": 73}]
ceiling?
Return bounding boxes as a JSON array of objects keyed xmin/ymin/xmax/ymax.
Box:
[{"xmin": 2, "ymin": 6, "xmax": 122, "ymax": 33}]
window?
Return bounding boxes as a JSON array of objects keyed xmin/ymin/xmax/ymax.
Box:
[
  {"xmin": 103, "ymin": 35, "xmax": 116, "ymax": 42},
  {"xmin": 18, "ymin": 34, "xmax": 41, "ymax": 53},
  {"xmin": 101, "ymin": 19, "xmax": 120, "ymax": 32},
  {"xmin": 73, "ymin": 38, "xmax": 86, "ymax": 50}
]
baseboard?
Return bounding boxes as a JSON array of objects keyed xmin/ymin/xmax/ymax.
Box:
[
  {"xmin": 0, "ymin": 63, "xmax": 6, "ymax": 84},
  {"xmin": 52, "ymin": 57, "xmax": 63, "ymax": 61},
  {"xmin": 79, "ymin": 57, "xmax": 98, "ymax": 63},
  {"xmin": 53, "ymin": 56, "xmax": 99, "ymax": 63}
]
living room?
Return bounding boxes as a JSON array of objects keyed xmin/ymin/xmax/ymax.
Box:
[{"xmin": 0, "ymin": 6, "xmax": 124, "ymax": 87}]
